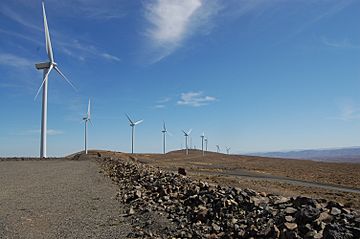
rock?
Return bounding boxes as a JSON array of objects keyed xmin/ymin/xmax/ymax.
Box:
[
  {"xmin": 285, "ymin": 207, "xmax": 297, "ymax": 214},
  {"xmin": 285, "ymin": 222, "xmax": 298, "ymax": 231},
  {"xmin": 100, "ymin": 155, "xmax": 360, "ymax": 239},
  {"xmin": 274, "ymin": 196, "xmax": 290, "ymax": 205},
  {"xmin": 330, "ymin": 207, "xmax": 342, "ymax": 216},
  {"xmin": 134, "ymin": 190, "xmax": 142, "ymax": 199},
  {"xmin": 128, "ymin": 206, "xmax": 135, "ymax": 215},
  {"xmin": 273, "ymin": 224, "xmax": 281, "ymax": 238},
  {"xmin": 178, "ymin": 168, "xmax": 186, "ymax": 176},
  {"xmin": 285, "ymin": 215, "xmax": 295, "ymax": 222},
  {"xmin": 296, "ymin": 206, "xmax": 320, "ymax": 224},
  {"xmin": 212, "ymin": 223, "xmax": 221, "ymax": 232},
  {"xmin": 316, "ymin": 211, "xmax": 333, "ymax": 223},
  {"xmin": 323, "ymin": 223, "xmax": 353, "ymax": 239}
]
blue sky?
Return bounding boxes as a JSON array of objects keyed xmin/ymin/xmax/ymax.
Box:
[{"xmin": 0, "ymin": 0, "xmax": 359, "ymax": 157}]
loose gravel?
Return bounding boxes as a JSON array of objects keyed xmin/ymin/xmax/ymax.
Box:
[{"xmin": 0, "ymin": 159, "xmax": 132, "ymax": 239}]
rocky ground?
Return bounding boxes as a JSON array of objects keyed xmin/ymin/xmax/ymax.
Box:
[{"xmin": 99, "ymin": 154, "xmax": 360, "ymax": 239}]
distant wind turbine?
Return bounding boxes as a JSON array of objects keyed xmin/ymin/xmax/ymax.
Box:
[
  {"xmin": 216, "ymin": 145, "xmax": 221, "ymax": 153},
  {"xmin": 205, "ymin": 138, "xmax": 208, "ymax": 152},
  {"xmin": 126, "ymin": 114, "xmax": 143, "ymax": 154},
  {"xmin": 161, "ymin": 121, "xmax": 169, "ymax": 154},
  {"xmin": 35, "ymin": 1, "xmax": 76, "ymax": 158},
  {"xmin": 226, "ymin": 147, "xmax": 231, "ymax": 155},
  {"xmin": 200, "ymin": 132, "xmax": 205, "ymax": 156},
  {"xmin": 82, "ymin": 99, "xmax": 92, "ymax": 154},
  {"xmin": 182, "ymin": 129, "xmax": 192, "ymax": 155}
]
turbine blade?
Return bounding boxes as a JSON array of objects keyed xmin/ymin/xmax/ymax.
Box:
[
  {"xmin": 54, "ymin": 66, "xmax": 77, "ymax": 91},
  {"xmin": 89, "ymin": 118, "xmax": 93, "ymax": 126},
  {"xmin": 167, "ymin": 131, "xmax": 173, "ymax": 137},
  {"xmin": 34, "ymin": 64, "xmax": 53, "ymax": 100},
  {"xmin": 134, "ymin": 120, "xmax": 143, "ymax": 125},
  {"xmin": 42, "ymin": 1, "xmax": 54, "ymax": 62},
  {"xmin": 87, "ymin": 99, "xmax": 91, "ymax": 118},
  {"xmin": 181, "ymin": 130, "xmax": 187, "ymax": 135},
  {"xmin": 187, "ymin": 129, "xmax": 192, "ymax": 135},
  {"xmin": 125, "ymin": 114, "xmax": 133, "ymax": 124}
]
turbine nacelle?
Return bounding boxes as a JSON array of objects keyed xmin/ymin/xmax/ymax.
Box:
[{"xmin": 35, "ymin": 62, "xmax": 52, "ymax": 70}]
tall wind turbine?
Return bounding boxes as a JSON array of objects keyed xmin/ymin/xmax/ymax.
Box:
[
  {"xmin": 226, "ymin": 147, "xmax": 231, "ymax": 155},
  {"xmin": 35, "ymin": 1, "xmax": 76, "ymax": 158},
  {"xmin": 82, "ymin": 99, "xmax": 92, "ymax": 154},
  {"xmin": 161, "ymin": 122, "xmax": 168, "ymax": 154},
  {"xmin": 182, "ymin": 129, "xmax": 192, "ymax": 155},
  {"xmin": 216, "ymin": 145, "xmax": 221, "ymax": 153},
  {"xmin": 200, "ymin": 132, "xmax": 205, "ymax": 156},
  {"xmin": 126, "ymin": 114, "xmax": 143, "ymax": 154}
]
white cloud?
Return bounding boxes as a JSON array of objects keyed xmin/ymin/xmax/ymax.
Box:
[
  {"xmin": 101, "ymin": 53, "xmax": 121, "ymax": 62},
  {"xmin": 144, "ymin": 0, "xmax": 221, "ymax": 62},
  {"xmin": 15, "ymin": 129, "xmax": 64, "ymax": 136},
  {"xmin": 338, "ymin": 104, "xmax": 360, "ymax": 121},
  {"xmin": 154, "ymin": 104, "xmax": 166, "ymax": 109},
  {"xmin": 177, "ymin": 91, "xmax": 216, "ymax": 107},
  {"xmin": 322, "ymin": 37, "xmax": 360, "ymax": 50},
  {"xmin": 157, "ymin": 97, "xmax": 171, "ymax": 103},
  {"xmin": 0, "ymin": 53, "xmax": 33, "ymax": 68}
]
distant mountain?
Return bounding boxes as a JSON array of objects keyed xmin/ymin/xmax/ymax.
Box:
[{"xmin": 251, "ymin": 147, "xmax": 360, "ymax": 163}]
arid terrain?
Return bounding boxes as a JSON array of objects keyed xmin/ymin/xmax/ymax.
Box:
[
  {"xmin": 96, "ymin": 149, "xmax": 360, "ymax": 209},
  {"xmin": 1, "ymin": 150, "xmax": 359, "ymax": 238}
]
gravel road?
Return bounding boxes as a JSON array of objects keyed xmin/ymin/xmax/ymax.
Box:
[{"xmin": 0, "ymin": 159, "xmax": 132, "ymax": 239}]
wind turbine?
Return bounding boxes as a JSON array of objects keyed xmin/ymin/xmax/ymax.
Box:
[
  {"xmin": 181, "ymin": 129, "xmax": 192, "ymax": 155},
  {"xmin": 226, "ymin": 147, "xmax": 231, "ymax": 155},
  {"xmin": 205, "ymin": 138, "xmax": 208, "ymax": 152},
  {"xmin": 35, "ymin": 1, "xmax": 76, "ymax": 158},
  {"xmin": 200, "ymin": 132, "xmax": 205, "ymax": 156},
  {"xmin": 82, "ymin": 99, "xmax": 92, "ymax": 154},
  {"xmin": 161, "ymin": 121, "xmax": 169, "ymax": 154},
  {"xmin": 126, "ymin": 114, "xmax": 143, "ymax": 154},
  {"xmin": 216, "ymin": 145, "xmax": 221, "ymax": 153}
]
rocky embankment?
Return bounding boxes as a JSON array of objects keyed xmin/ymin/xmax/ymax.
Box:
[{"xmin": 100, "ymin": 156, "xmax": 360, "ymax": 239}]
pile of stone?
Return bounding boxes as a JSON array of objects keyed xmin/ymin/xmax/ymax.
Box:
[{"xmin": 100, "ymin": 156, "xmax": 360, "ymax": 239}]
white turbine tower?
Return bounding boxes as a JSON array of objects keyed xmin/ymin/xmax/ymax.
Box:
[
  {"xmin": 216, "ymin": 145, "xmax": 221, "ymax": 153},
  {"xmin": 200, "ymin": 132, "xmax": 205, "ymax": 156},
  {"xmin": 161, "ymin": 122, "xmax": 168, "ymax": 154},
  {"xmin": 182, "ymin": 129, "xmax": 192, "ymax": 155},
  {"xmin": 82, "ymin": 99, "xmax": 92, "ymax": 154},
  {"xmin": 126, "ymin": 114, "xmax": 143, "ymax": 154},
  {"xmin": 226, "ymin": 147, "xmax": 231, "ymax": 155},
  {"xmin": 35, "ymin": 1, "xmax": 76, "ymax": 158}
]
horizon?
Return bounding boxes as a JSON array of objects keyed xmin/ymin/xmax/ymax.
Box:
[{"xmin": 1, "ymin": 0, "xmax": 360, "ymax": 157}]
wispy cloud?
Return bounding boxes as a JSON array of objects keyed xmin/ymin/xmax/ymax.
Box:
[
  {"xmin": 333, "ymin": 101, "xmax": 360, "ymax": 121},
  {"xmin": 157, "ymin": 97, "xmax": 171, "ymax": 104},
  {"xmin": 0, "ymin": 4, "xmax": 121, "ymax": 63},
  {"xmin": 322, "ymin": 37, "xmax": 360, "ymax": 50},
  {"xmin": 101, "ymin": 53, "xmax": 121, "ymax": 62},
  {"xmin": 0, "ymin": 5, "xmax": 42, "ymax": 31},
  {"xmin": 177, "ymin": 91, "xmax": 216, "ymax": 107},
  {"xmin": 143, "ymin": 0, "xmax": 221, "ymax": 63},
  {"xmin": 153, "ymin": 97, "xmax": 172, "ymax": 109},
  {"xmin": 154, "ymin": 104, "xmax": 166, "ymax": 109},
  {"xmin": 15, "ymin": 129, "xmax": 64, "ymax": 136},
  {"xmin": 0, "ymin": 53, "xmax": 33, "ymax": 68}
]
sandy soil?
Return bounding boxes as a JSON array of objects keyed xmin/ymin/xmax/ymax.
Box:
[{"xmin": 0, "ymin": 158, "xmax": 132, "ymax": 239}]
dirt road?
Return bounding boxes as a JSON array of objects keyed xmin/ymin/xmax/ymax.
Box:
[{"xmin": 0, "ymin": 159, "xmax": 131, "ymax": 239}]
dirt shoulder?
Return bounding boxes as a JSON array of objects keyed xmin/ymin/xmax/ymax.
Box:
[{"xmin": 0, "ymin": 159, "xmax": 132, "ymax": 239}]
